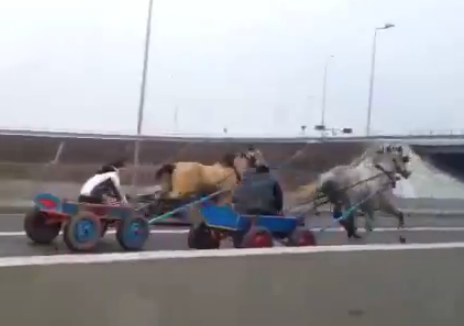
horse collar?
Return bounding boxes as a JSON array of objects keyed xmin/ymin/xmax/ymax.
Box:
[{"xmin": 233, "ymin": 166, "xmax": 242, "ymax": 184}]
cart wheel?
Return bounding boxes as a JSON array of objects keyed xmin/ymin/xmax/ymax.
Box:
[
  {"xmin": 287, "ymin": 227, "xmax": 317, "ymax": 246},
  {"xmin": 188, "ymin": 223, "xmax": 220, "ymax": 249},
  {"xmin": 63, "ymin": 212, "xmax": 101, "ymax": 252},
  {"xmin": 241, "ymin": 227, "xmax": 274, "ymax": 248},
  {"xmin": 116, "ymin": 216, "xmax": 149, "ymax": 251},
  {"xmin": 24, "ymin": 208, "xmax": 61, "ymax": 244}
]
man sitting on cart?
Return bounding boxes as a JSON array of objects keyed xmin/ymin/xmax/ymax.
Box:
[
  {"xmin": 78, "ymin": 159, "xmax": 129, "ymax": 205},
  {"xmin": 232, "ymin": 150, "xmax": 283, "ymax": 216}
]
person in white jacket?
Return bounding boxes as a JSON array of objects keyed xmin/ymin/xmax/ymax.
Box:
[{"xmin": 79, "ymin": 159, "xmax": 128, "ymax": 205}]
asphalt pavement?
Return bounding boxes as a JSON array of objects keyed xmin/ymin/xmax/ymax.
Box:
[
  {"xmin": 2, "ymin": 245, "xmax": 464, "ymax": 326},
  {"xmin": 2, "ymin": 213, "xmax": 464, "ymax": 326},
  {"xmin": 2, "ymin": 213, "xmax": 464, "ymax": 257}
]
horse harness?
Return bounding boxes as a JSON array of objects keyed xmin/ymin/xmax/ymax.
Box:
[
  {"xmin": 374, "ymin": 164, "xmax": 398, "ymax": 188},
  {"xmin": 232, "ymin": 166, "xmax": 242, "ymax": 184}
]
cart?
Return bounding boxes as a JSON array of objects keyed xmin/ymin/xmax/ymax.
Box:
[
  {"xmin": 187, "ymin": 200, "xmax": 317, "ymax": 249},
  {"xmin": 24, "ymin": 193, "xmax": 149, "ymax": 252}
]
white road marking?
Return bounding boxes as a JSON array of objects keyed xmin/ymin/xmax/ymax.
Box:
[
  {"xmin": 2, "ymin": 226, "xmax": 464, "ymax": 237},
  {"xmin": 0, "ymin": 242, "xmax": 464, "ymax": 268},
  {"xmin": 312, "ymin": 226, "xmax": 464, "ymax": 232},
  {"xmin": 0, "ymin": 229, "xmax": 190, "ymax": 237}
]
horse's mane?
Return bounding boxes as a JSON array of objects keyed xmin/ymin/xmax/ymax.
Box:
[
  {"xmin": 349, "ymin": 150, "xmax": 369, "ymax": 167},
  {"xmin": 349, "ymin": 145, "xmax": 380, "ymax": 167},
  {"xmin": 218, "ymin": 152, "xmax": 236, "ymax": 168}
]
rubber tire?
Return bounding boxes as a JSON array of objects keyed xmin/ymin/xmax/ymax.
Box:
[
  {"xmin": 287, "ymin": 227, "xmax": 317, "ymax": 247},
  {"xmin": 24, "ymin": 208, "xmax": 61, "ymax": 244},
  {"xmin": 116, "ymin": 216, "xmax": 150, "ymax": 251},
  {"xmin": 63, "ymin": 212, "xmax": 102, "ymax": 252},
  {"xmin": 241, "ymin": 227, "xmax": 274, "ymax": 248},
  {"xmin": 188, "ymin": 223, "xmax": 220, "ymax": 249}
]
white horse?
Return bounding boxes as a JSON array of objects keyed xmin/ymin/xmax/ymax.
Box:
[{"xmin": 297, "ymin": 144, "xmax": 411, "ymax": 238}]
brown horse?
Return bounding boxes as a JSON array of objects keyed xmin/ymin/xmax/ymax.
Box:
[{"xmin": 154, "ymin": 146, "xmax": 268, "ymax": 205}]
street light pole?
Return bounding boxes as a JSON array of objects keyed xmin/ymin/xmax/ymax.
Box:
[
  {"xmin": 320, "ymin": 55, "xmax": 334, "ymax": 130},
  {"xmin": 365, "ymin": 23, "xmax": 395, "ymax": 136},
  {"xmin": 133, "ymin": 0, "xmax": 155, "ymax": 186},
  {"xmin": 174, "ymin": 106, "xmax": 179, "ymax": 132}
]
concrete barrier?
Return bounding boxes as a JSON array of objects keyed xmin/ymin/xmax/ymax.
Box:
[
  {"xmin": 0, "ymin": 247, "xmax": 463, "ymax": 325},
  {"xmin": 1, "ymin": 179, "xmax": 464, "ymax": 217}
]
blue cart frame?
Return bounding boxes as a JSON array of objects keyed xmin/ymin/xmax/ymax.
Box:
[
  {"xmin": 186, "ymin": 200, "xmax": 317, "ymax": 249},
  {"xmin": 24, "ymin": 193, "xmax": 150, "ymax": 252},
  {"xmin": 25, "ymin": 189, "xmax": 319, "ymax": 252}
]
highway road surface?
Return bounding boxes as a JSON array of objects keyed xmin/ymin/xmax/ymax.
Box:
[
  {"xmin": 2, "ymin": 213, "xmax": 464, "ymax": 256},
  {"xmin": 1, "ymin": 212, "xmax": 464, "ymax": 326}
]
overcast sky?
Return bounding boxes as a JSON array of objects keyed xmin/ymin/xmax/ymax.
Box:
[{"xmin": 0, "ymin": 0, "xmax": 462, "ymax": 137}]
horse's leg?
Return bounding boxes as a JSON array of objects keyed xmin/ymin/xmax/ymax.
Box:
[
  {"xmin": 360, "ymin": 202, "xmax": 375, "ymax": 232},
  {"xmin": 188, "ymin": 205, "xmax": 204, "ymax": 227},
  {"xmin": 363, "ymin": 206, "xmax": 375, "ymax": 232},
  {"xmin": 381, "ymin": 201, "xmax": 405, "ymax": 229},
  {"xmin": 377, "ymin": 189, "xmax": 405, "ymax": 228},
  {"xmin": 218, "ymin": 192, "xmax": 233, "ymax": 206}
]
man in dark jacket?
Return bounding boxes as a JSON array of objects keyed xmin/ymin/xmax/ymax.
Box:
[{"xmin": 233, "ymin": 165, "xmax": 283, "ymax": 215}]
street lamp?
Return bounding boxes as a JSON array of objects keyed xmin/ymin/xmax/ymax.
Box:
[
  {"xmin": 320, "ymin": 55, "xmax": 334, "ymax": 130},
  {"xmin": 136, "ymin": 0, "xmax": 155, "ymax": 137},
  {"xmin": 132, "ymin": 0, "xmax": 155, "ymax": 186},
  {"xmin": 174, "ymin": 106, "xmax": 179, "ymax": 132},
  {"xmin": 365, "ymin": 23, "xmax": 395, "ymax": 136}
]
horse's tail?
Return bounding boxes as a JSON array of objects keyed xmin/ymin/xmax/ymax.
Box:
[
  {"xmin": 296, "ymin": 182, "xmax": 318, "ymax": 199},
  {"xmin": 292, "ymin": 181, "xmax": 321, "ymax": 206},
  {"xmin": 155, "ymin": 163, "xmax": 176, "ymax": 181},
  {"xmin": 295, "ymin": 172, "xmax": 339, "ymax": 204},
  {"xmin": 318, "ymin": 179, "xmax": 339, "ymax": 202}
]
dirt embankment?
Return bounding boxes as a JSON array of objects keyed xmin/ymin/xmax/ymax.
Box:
[{"xmin": 0, "ymin": 134, "xmax": 369, "ymax": 191}]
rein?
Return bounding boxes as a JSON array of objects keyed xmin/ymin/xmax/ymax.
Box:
[
  {"xmin": 374, "ymin": 163, "xmax": 398, "ymax": 187},
  {"xmin": 231, "ymin": 165, "xmax": 242, "ymax": 184}
]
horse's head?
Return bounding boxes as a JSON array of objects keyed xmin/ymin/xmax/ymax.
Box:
[
  {"xmin": 375, "ymin": 145, "xmax": 411, "ymax": 179},
  {"xmin": 218, "ymin": 148, "xmax": 267, "ymax": 183},
  {"xmin": 239, "ymin": 146, "xmax": 269, "ymax": 171}
]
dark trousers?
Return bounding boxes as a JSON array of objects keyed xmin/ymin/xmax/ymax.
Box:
[{"xmin": 333, "ymin": 203, "xmax": 358, "ymax": 237}]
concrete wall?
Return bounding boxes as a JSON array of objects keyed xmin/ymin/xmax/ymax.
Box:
[
  {"xmin": 2, "ymin": 133, "xmax": 464, "ymax": 213},
  {"xmin": 1, "ymin": 248, "xmax": 463, "ymax": 326},
  {"xmin": 0, "ymin": 134, "xmax": 367, "ymax": 185}
]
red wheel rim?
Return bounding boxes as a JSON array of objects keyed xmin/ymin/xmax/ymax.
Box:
[
  {"xmin": 252, "ymin": 233, "xmax": 273, "ymax": 247},
  {"xmin": 298, "ymin": 232, "xmax": 316, "ymax": 246}
]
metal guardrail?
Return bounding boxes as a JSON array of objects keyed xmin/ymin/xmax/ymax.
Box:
[{"xmin": 2, "ymin": 128, "xmax": 464, "ymax": 143}]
